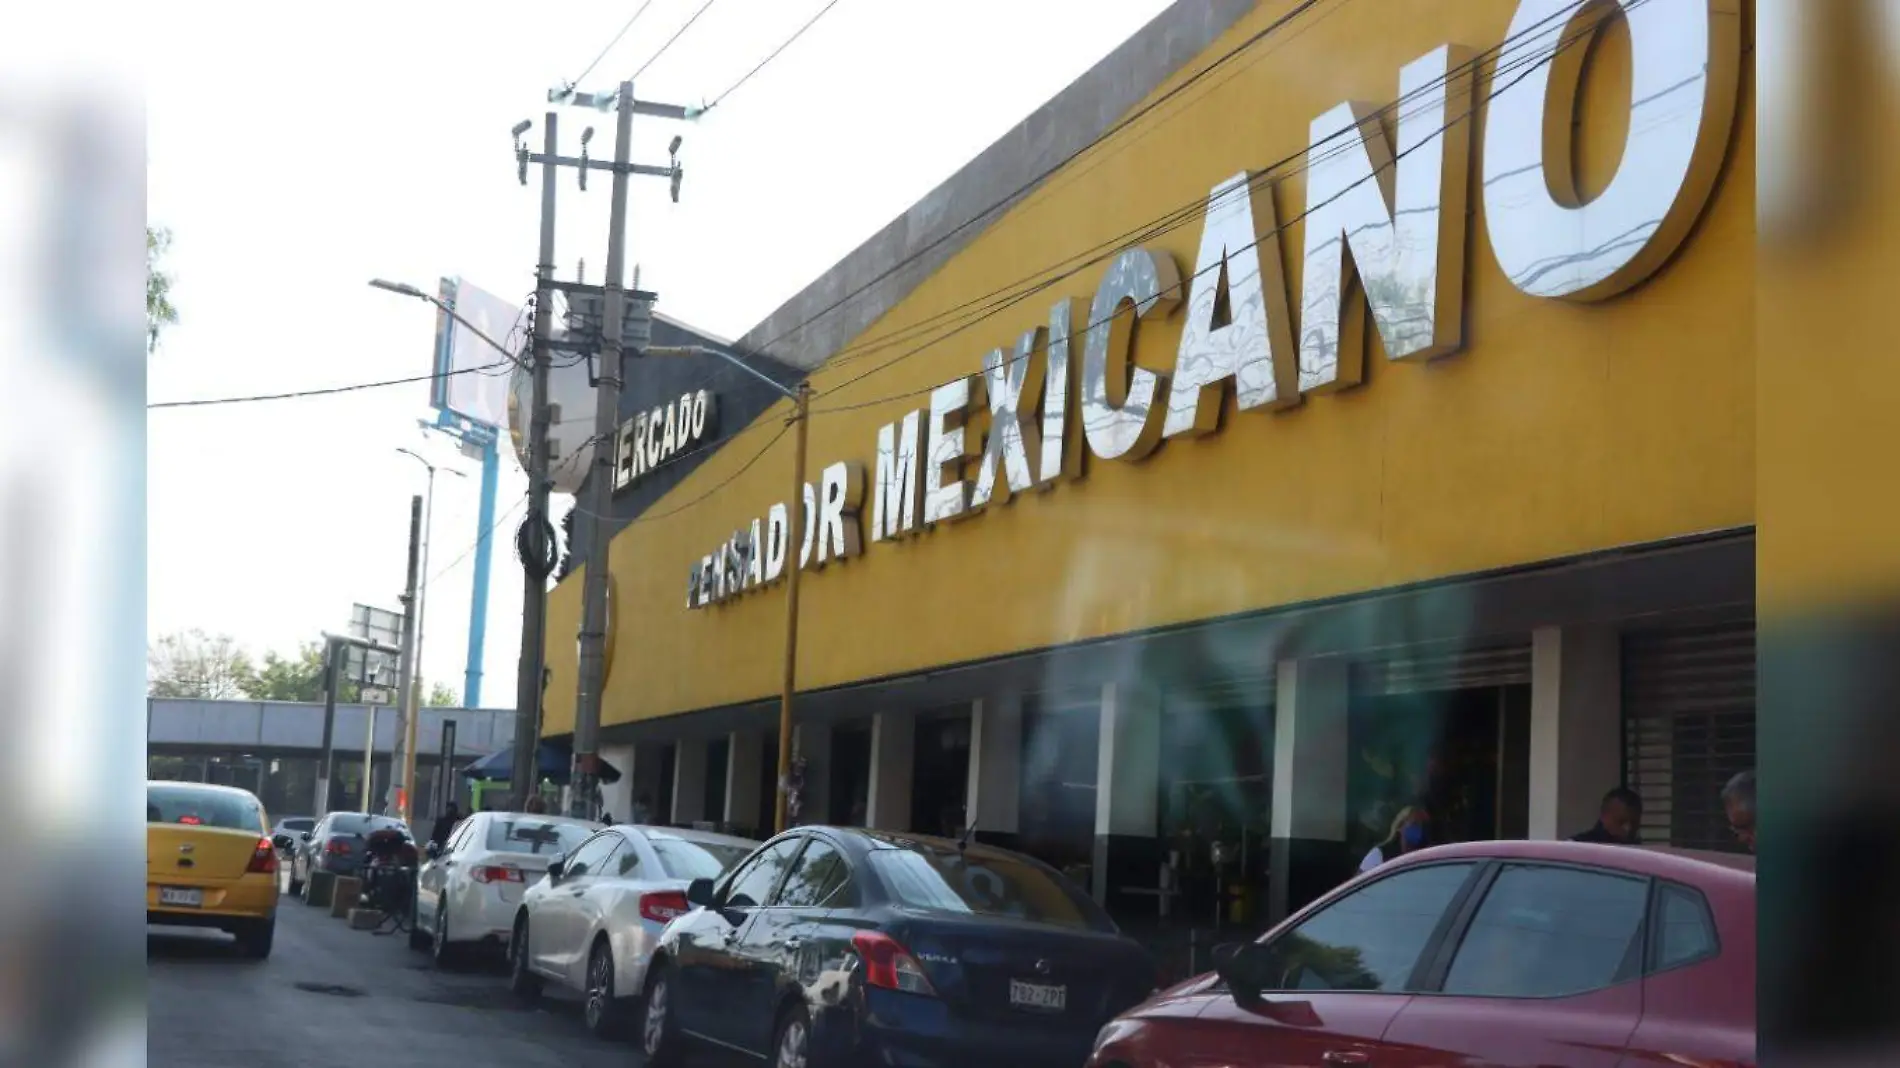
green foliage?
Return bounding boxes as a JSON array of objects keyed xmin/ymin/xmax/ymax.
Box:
[
  {"xmin": 147, "ymin": 629, "xmax": 255, "ymax": 699},
  {"xmin": 426, "ymin": 682, "xmax": 459, "ymax": 707},
  {"xmin": 147, "ymin": 226, "xmax": 178, "ymax": 354}
]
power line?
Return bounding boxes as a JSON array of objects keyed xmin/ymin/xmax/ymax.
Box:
[
  {"xmin": 738, "ymin": 0, "xmax": 1332, "ymax": 361},
  {"xmin": 569, "ymin": 1, "xmax": 657, "ymax": 91},
  {"xmin": 147, "ymin": 359, "xmax": 518, "ymax": 410},
  {"xmin": 702, "ymin": 0, "xmax": 843, "ymax": 112},
  {"xmin": 630, "ymin": 0, "xmax": 721, "ymax": 82}
]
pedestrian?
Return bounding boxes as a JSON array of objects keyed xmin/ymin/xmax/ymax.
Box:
[
  {"xmin": 1571, "ymin": 786, "xmax": 1644, "ymax": 844},
  {"xmin": 600, "ymin": 811, "xmax": 614, "ymax": 825},
  {"xmin": 631, "ymin": 792, "xmax": 654, "ymax": 825},
  {"xmin": 1721, "ymin": 769, "xmax": 1755, "ymax": 853},
  {"xmin": 427, "ymin": 801, "xmax": 462, "ymax": 849},
  {"xmin": 522, "ymin": 794, "xmax": 548, "ymax": 815},
  {"xmin": 1359, "ymin": 803, "xmax": 1432, "ymax": 874}
]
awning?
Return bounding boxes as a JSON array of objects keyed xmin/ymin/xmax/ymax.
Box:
[{"xmin": 460, "ymin": 741, "xmax": 621, "ymax": 785}]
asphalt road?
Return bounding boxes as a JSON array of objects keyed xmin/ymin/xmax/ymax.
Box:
[{"xmin": 147, "ymin": 880, "xmax": 650, "ymax": 1068}]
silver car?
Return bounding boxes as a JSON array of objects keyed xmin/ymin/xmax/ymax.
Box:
[{"xmin": 508, "ymin": 824, "xmax": 757, "ymax": 1039}]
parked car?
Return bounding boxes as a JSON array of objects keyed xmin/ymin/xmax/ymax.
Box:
[
  {"xmin": 639, "ymin": 827, "xmax": 1157, "ymax": 1068},
  {"xmin": 286, "ymin": 811, "xmax": 411, "ymax": 897},
  {"xmin": 1087, "ymin": 840, "xmax": 1756, "ymax": 1068},
  {"xmin": 509, "ymin": 824, "xmax": 758, "ymax": 1038},
  {"xmin": 412, "ymin": 811, "xmax": 601, "ymax": 967},
  {"xmin": 146, "ymin": 780, "xmax": 280, "ymax": 959},
  {"xmin": 268, "ymin": 816, "xmax": 314, "ymax": 855}
]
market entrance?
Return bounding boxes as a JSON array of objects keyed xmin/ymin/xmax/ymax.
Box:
[{"xmin": 1346, "ymin": 644, "xmax": 1533, "ymax": 868}]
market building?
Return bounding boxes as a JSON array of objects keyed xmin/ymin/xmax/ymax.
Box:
[{"xmin": 540, "ymin": 0, "xmax": 1756, "ymax": 931}]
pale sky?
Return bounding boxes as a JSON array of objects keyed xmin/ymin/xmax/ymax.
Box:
[{"xmin": 147, "ymin": 0, "xmax": 1173, "ymax": 706}]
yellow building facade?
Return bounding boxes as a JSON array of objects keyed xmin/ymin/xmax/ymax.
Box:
[{"xmin": 543, "ymin": 0, "xmax": 1757, "ymax": 923}]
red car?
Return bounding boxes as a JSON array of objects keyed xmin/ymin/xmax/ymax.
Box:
[{"xmin": 1089, "ymin": 840, "xmax": 1754, "ymax": 1068}]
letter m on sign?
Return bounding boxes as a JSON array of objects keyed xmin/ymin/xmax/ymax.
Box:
[{"xmin": 873, "ymin": 410, "xmax": 925, "ymax": 542}]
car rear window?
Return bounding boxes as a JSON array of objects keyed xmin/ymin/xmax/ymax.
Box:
[
  {"xmin": 328, "ymin": 814, "xmax": 408, "ymax": 837},
  {"xmin": 868, "ymin": 846, "xmax": 1102, "ymax": 931},
  {"xmin": 281, "ymin": 818, "xmax": 315, "ymax": 832},
  {"xmin": 147, "ymin": 785, "xmax": 264, "ymax": 832},
  {"xmin": 486, "ymin": 819, "xmax": 593, "ymax": 855},
  {"xmin": 650, "ymin": 836, "xmax": 755, "ymax": 880}
]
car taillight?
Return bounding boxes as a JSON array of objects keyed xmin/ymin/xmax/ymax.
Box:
[
  {"xmin": 471, "ymin": 865, "xmax": 524, "ymax": 884},
  {"xmin": 852, "ymin": 932, "xmax": 936, "ymax": 995},
  {"xmin": 640, "ymin": 891, "xmax": 689, "ymax": 924},
  {"xmin": 246, "ymin": 838, "xmax": 277, "ymax": 875},
  {"xmin": 324, "ymin": 839, "xmax": 352, "ymax": 855}
]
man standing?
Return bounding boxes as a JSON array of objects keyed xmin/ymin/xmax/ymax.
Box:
[
  {"xmin": 1721, "ymin": 770, "xmax": 1755, "ymax": 853},
  {"xmin": 427, "ymin": 801, "xmax": 462, "ymax": 849},
  {"xmin": 1571, "ymin": 787, "xmax": 1644, "ymax": 844}
]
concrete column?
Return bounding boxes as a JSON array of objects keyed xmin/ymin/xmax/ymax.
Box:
[
  {"xmin": 1529, "ymin": 625, "xmax": 1622, "ymax": 840},
  {"xmin": 793, "ymin": 721, "xmax": 833, "ymax": 824},
  {"xmin": 1093, "ymin": 683, "xmax": 1161, "ymax": 905},
  {"xmin": 725, "ymin": 730, "xmax": 765, "ymax": 833},
  {"xmin": 1269, "ymin": 658, "xmax": 1351, "ymax": 922},
  {"xmin": 966, "ymin": 696, "xmax": 1022, "ymax": 842},
  {"xmin": 866, "ymin": 711, "xmax": 914, "ymax": 831},
  {"xmin": 671, "ymin": 739, "xmax": 709, "ymax": 825},
  {"xmin": 599, "ymin": 743, "xmax": 635, "ymax": 823}
]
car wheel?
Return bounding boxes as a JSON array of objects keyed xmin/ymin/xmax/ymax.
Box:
[
  {"xmin": 773, "ymin": 1002, "xmax": 812, "ymax": 1068},
  {"xmin": 234, "ymin": 917, "xmax": 274, "ymax": 961},
  {"xmin": 582, "ymin": 937, "xmax": 625, "ymax": 1038},
  {"xmin": 431, "ymin": 901, "xmax": 460, "ymax": 971},
  {"xmin": 508, "ymin": 914, "xmax": 541, "ymax": 1001},
  {"xmin": 407, "ymin": 896, "xmax": 430, "ymax": 950},
  {"xmin": 640, "ymin": 961, "xmax": 682, "ymax": 1067}
]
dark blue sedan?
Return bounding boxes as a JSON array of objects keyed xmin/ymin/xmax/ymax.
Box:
[{"xmin": 639, "ymin": 826, "xmax": 1156, "ymax": 1068}]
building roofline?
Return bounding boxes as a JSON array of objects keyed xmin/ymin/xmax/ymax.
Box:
[{"xmin": 735, "ymin": 0, "xmax": 1259, "ymax": 372}]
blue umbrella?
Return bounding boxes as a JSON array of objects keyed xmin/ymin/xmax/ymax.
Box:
[{"xmin": 461, "ymin": 742, "xmax": 621, "ymax": 784}]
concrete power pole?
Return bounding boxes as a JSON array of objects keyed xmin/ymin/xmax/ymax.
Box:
[
  {"xmin": 570, "ymin": 82, "xmax": 639, "ymax": 821},
  {"xmin": 511, "ymin": 112, "xmax": 562, "ymax": 809},
  {"xmin": 391, "ymin": 495, "xmax": 423, "ymax": 819}
]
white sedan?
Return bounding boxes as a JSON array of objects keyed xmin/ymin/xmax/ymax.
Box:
[
  {"xmin": 412, "ymin": 811, "xmax": 602, "ymax": 968},
  {"xmin": 508, "ymin": 824, "xmax": 757, "ymax": 1039}
]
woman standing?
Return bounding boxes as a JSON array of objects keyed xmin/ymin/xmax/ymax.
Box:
[{"xmin": 1359, "ymin": 804, "xmax": 1432, "ymax": 874}]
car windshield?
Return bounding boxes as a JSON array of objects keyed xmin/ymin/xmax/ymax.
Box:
[
  {"xmin": 486, "ymin": 819, "xmax": 593, "ymax": 855},
  {"xmin": 649, "ymin": 836, "xmax": 755, "ymax": 880},
  {"xmin": 147, "ymin": 785, "xmax": 263, "ymax": 832},
  {"xmin": 868, "ymin": 845, "xmax": 1102, "ymax": 931},
  {"xmin": 328, "ymin": 814, "xmax": 408, "ymax": 838}
]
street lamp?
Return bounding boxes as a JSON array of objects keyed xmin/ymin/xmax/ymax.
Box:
[
  {"xmin": 368, "ymin": 279, "xmax": 525, "ymax": 369},
  {"xmin": 396, "ymin": 446, "xmax": 466, "ymax": 818}
]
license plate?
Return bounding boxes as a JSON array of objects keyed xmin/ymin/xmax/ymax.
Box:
[
  {"xmin": 158, "ymin": 887, "xmax": 204, "ymax": 908},
  {"xmin": 1008, "ymin": 979, "xmax": 1066, "ymax": 1012}
]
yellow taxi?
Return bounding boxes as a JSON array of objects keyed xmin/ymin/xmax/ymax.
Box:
[{"xmin": 146, "ymin": 780, "xmax": 280, "ymax": 958}]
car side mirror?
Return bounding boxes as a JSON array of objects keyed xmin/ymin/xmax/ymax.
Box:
[
  {"xmin": 686, "ymin": 878, "xmax": 715, "ymax": 907},
  {"xmin": 547, "ymin": 858, "xmax": 565, "ymax": 880},
  {"xmin": 299, "ymin": 832, "xmax": 312, "ymax": 842},
  {"xmin": 271, "ymin": 834, "xmax": 292, "ymax": 851},
  {"xmin": 425, "ymin": 842, "xmax": 441, "ymax": 860},
  {"xmin": 1213, "ymin": 942, "xmax": 1265, "ymax": 1006}
]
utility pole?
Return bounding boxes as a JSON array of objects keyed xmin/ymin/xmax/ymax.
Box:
[
  {"xmin": 776, "ymin": 385, "xmax": 812, "ymax": 832},
  {"xmin": 315, "ymin": 638, "xmax": 344, "ymax": 816},
  {"xmin": 547, "ymin": 78, "xmax": 695, "ymax": 822},
  {"xmin": 511, "ymin": 112, "xmax": 562, "ymax": 809},
  {"xmin": 391, "ymin": 495, "xmax": 423, "ymax": 819}
]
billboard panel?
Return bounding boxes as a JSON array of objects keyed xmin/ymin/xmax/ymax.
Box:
[{"xmin": 432, "ymin": 277, "xmax": 523, "ymax": 430}]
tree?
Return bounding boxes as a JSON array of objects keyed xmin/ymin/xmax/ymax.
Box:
[
  {"xmin": 147, "ymin": 226, "xmax": 178, "ymax": 355},
  {"xmin": 426, "ymin": 682, "xmax": 459, "ymax": 707},
  {"xmin": 148, "ymin": 630, "xmax": 255, "ymax": 699},
  {"xmin": 249, "ymin": 641, "xmax": 360, "ymax": 703}
]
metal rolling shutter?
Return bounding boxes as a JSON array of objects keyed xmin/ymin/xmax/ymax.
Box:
[
  {"xmin": 1351, "ymin": 640, "xmax": 1533, "ymax": 696},
  {"xmin": 1621, "ymin": 620, "xmax": 1756, "ymax": 852}
]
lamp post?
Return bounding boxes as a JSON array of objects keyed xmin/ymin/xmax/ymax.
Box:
[{"xmin": 395, "ymin": 446, "xmax": 465, "ymax": 818}]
